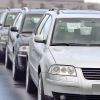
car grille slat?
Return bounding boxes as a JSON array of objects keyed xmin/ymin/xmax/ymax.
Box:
[
  {"xmin": 53, "ymin": 92, "xmax": 100, "ymax": 100},
  {"xmin": 82, "ymin": 68, "xmax": 100, "ymax": 80}
]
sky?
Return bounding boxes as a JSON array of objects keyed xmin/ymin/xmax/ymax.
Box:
[{"xmin": 85, "ymin": 0, "xmax": 100, "ymax": 3}]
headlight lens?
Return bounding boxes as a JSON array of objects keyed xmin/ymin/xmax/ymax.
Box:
[
  {"xmin": 48, "ymin": 65, "xmax": 76, "ymax": 76},
  {"xmin": 19, "ymin": 46, "xmax": 29, "ymax": 52}
]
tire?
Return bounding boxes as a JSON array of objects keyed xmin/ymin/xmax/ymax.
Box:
[
  {"xmin": 0, "ymin": 48, "xmax": 6, "ymax": 64},
  {"xmin": 26, "ymin": 62, "xmax": 37, "ymax": 94},
  {"xmin": 12, "ymin": 54, "xmax": 20, "ymax": 81},
  {"xmin": 5, "ymin": 48, "xmax": 12, "ymax": 69},
  {"xmin": 38, "ymin": 73, "xmax": 45, "ymax": 100}
]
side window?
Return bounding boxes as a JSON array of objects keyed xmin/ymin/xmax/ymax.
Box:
[
  {"xmin": 40, "ymin": 16, "xmax": 52, "ymax": 40},
  {"xmin": 36, "ymin": 15, "xmax": 49, "ymax": 35},
  {"xmin": 4, "ymin": 13, "xmax": 18, "ymax": 26},
  {"xmin": 22, "ymin": 14, "xmax": 42, "ymax": 33}
]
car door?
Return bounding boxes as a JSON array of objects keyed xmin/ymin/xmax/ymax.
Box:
[{"xmin": 29, "ymin": 15, "xmax": 52, "ymax": 86}]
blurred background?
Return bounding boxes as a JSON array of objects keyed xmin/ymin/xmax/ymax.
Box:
[{"xmin": 0, "ymin": 0, "xmax": 100, "ymax": 10}]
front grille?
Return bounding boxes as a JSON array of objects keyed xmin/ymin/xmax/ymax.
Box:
[
  {"xmin": 82, "ymin": 68, "xmax": 100, "ymax": 80},
  {"xmin": 53, "ymin": 92, "xmax": 100, "ymax": 100},
  {"xmin": 17, "ymin": 56, "xmax": 27, "ymax": 71}
]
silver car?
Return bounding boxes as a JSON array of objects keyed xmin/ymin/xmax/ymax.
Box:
[{"xmin": 27, "ymin": 10, "xmax": 100, "ymax": 100}]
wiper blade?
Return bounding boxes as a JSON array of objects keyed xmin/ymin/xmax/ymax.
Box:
[
  {"xmin": 66, "ymin": 43, "xmax": 87, "ymax": 46},
  {"xmin": 52, "ymin": 43, "xmax": 87, "ymax": 46},
  {"xmin": 89, "ymin": 44, "xmax": 100, "ymax": 46},
  {"xmin": 22, "ymin": 31, "xmax": 32, "ymax": 33}
]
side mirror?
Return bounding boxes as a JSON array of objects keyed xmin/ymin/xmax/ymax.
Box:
[
  {"xmin": 34, "ymin": 35, "xmax": 46, "ymax": 43},
  {"xmin": 16, "ymin": 34, "xmax": 20, "ymax": 38},
  {"xmin": 10, "ymin": 27, "xmax": 18, "ymax": 32}
]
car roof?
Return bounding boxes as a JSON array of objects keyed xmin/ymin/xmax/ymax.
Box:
[
  {"xmin": 0, "ymin": 8, "xmax": 22, "ymax": 14},
  {"xmin": 62, "ymin": 10, "xmax": 100, "ymax": 14},
  {"xmin": 46, "ymin": 10, "xmax": 100, "ymax": 18},
  {"xmin": 25, "ymin": 9, "xmax": 48, "ymax": 14}
]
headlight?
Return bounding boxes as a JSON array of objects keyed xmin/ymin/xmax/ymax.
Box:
[
  {"xmin": 19, "ymin": 46, "xmax": 29, "ymax": 52},
  {"xmin": 1, "ymin": 36, "xmax": 8, "ymax": 41},
  {"xmin": 48, "ymin": 65, "xmax": 76, "ymax": 76}
]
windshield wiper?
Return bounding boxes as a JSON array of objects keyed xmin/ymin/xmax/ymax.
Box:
[
  {"xmin": 89, "ymin": 44, "xmax": 100, "ymax": 46},
  {"xmin": 52, "ymin": 43, "xmax": 87, "ymax": 46},
  {"xmin": 22, "ymin": 31, "xmax": 32, "ymax": 33}
]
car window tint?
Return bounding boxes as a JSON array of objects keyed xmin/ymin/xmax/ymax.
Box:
[
  {"xmin": 4, "ymin": 13, "xmax": 18, "ymax": 26},
  {"xmin": 52, "ymin": 18, "xmax": 100, "ymax": 45},
  {"xmin": 0, "ymin": 12, "xmax": 4, "ymax": 23},
  {"xmin": 40, "ymin": 16, "xmax": 52, "ymax": 40},
  {"xmin": 22, "ymin": 14, "xmax": 42, "ymax": 33},
  {"xmin": 0, "ymin": 12, "xmax": 6, "ymax": 24}
]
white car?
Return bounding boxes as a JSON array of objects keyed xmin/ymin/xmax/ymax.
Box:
[
  {"xmin": 6, "ymin": 9, "xmax": 48, "ymax": 80},
  {"xmin": 27, "ymin": 9, "xmax": 100, "ymax": 100},
  {"xmin": 0, "ymin": 8, "xmax": 22, "ymax": 63}
]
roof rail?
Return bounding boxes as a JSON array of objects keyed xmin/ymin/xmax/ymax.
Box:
[
  {"xmin": 22, "ymin": 7, "xmax": 29, "ymax": 12},
  {"xmin": 49, "ymin": 8, "xmax": 60, "ymax": 14},
  {"xmin": 6, "ymin": 7, "xmax": 10, "ymax": 11}
]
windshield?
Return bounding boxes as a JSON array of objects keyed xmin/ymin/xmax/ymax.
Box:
[
  {"xmin": 22, "ymin": 14, "xmax": 42, "ymax": 33},
  {"xmin": 4, "ymin": 13, "xmax": 18, "ymax": 27},
  {"xmin": 52, "ymin": 18, "xmax": 100, "ymax": 46}
]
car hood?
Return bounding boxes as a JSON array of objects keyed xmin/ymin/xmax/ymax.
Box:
[{"xmin": 49, "ymin": 46, "xmax": 100, "ymax": 68}]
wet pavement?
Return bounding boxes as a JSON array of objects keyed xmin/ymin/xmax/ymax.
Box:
[{"xmin": 0, "ymin": 63, "xmax": 37, "ymax": 100}]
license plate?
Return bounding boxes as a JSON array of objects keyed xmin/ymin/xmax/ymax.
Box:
[{"xmin": 92, "ymin": 84, "xmax": 100, "ymax": 94}]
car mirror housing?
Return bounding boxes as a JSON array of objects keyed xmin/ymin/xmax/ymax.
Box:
[
  {"xmin": 10, "ymin": 27, "xmax": 18, "ymax": 32},
  {"xmin": 34, "ymin": 35, "xmax": 46, "ymax": 43}
]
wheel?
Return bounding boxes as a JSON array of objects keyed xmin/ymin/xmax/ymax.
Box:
[
  {"xmin": 0, "ymin": 48, "xmax": 6, "ymax": 64},
  {"xmin": 38, "ymin": 73, "xmax": 45, "ymax": 100},
  {"xmin": 26, "ymin": 62, "xmax": 37, "ymax": 94},
  {"xmin": 12, "ymin": 53, "xmax": 20, "ymax": 81},
  {"xmin": 5, "ymin": 48, "xmax": 12, "ymax": 69}
]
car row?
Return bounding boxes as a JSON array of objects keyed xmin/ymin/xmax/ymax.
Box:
[{"xmin": 0, "ymin": 8, "xmax": 100, "ymax": 100}]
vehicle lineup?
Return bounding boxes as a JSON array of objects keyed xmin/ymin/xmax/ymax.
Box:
[{"xmin": 0, "ymin": 7, "xmax": 100, "ymax": 100}]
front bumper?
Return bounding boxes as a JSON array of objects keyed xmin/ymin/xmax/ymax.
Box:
[
  {"xmin": 17, "ymin": 52, "xmax": 28, "ymax": 72},
  {"xmin": 0, "ymin": 41, "xmax": 6, "ymax": 51},
  {"xmin": 42, "ymin": 67, "xmax": 100, "ymax": 98},
  {"xmin": 52, "ymin": 93, "xmax": 100, "ymax": 100}
]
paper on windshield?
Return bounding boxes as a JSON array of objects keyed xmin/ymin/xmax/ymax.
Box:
[
  {"xmin": 67, "ymin": 23, "xmax": 81, "ymax": 32},
  {"xmin": 80, "ymin": 27, "xmax": 92, "ymax": 35}
]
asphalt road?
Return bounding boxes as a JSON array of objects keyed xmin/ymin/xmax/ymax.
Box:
[{"xmin": 0, "ymin": 63, "xmax": 37, "ymax": 100}]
